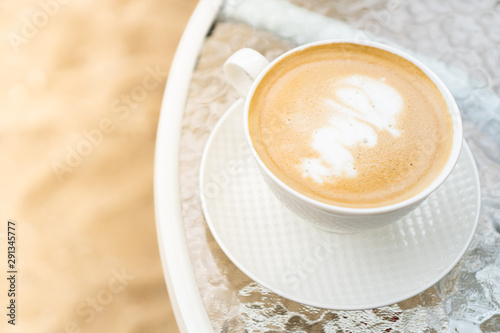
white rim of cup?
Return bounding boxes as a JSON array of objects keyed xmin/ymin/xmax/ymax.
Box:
[{"xmin": 243, "ymin": 39, "xmax": 463, "ymax": 216}]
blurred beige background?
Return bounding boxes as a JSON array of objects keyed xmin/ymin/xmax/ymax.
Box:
[{"xmin": 0, "ymin": 0, "xmax": 198, "ymax": 332}]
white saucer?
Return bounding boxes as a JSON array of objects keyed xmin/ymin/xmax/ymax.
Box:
[{"xmin": 199, "ymin": 99, "xmax": 481, "ymax": 310}]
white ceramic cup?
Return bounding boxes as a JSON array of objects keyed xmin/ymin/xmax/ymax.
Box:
[{"xmin": 224, "ymin": 40, "xmax": 463, "ymax": 233}]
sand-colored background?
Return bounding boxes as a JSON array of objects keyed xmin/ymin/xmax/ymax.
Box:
[{"xmin": 1, "ymin": 0, "xmax": 197, "ymax": 331}]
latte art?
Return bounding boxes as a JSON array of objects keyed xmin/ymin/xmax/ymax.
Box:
[
  {"xmin": 302, "ymin": 75, "xmax": 403, "ymax": 184},
  {"xmin": 248, "ymin": 43, "xmax": 453, "ymax": 208}
]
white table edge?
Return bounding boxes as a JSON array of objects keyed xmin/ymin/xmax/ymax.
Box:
[{"xmin": 154, "ymin": 1, "xmax": 223, "ymax": 332}]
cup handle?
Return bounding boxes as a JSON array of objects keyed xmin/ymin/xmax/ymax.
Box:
[{"xmin": 223, "ymin": 48, "xmax": 270, "ymax": 96}]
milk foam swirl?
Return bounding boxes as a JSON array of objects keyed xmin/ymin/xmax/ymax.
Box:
[{"xmin": 301, "ymin": 75, "xmax": 403, "ymax": 183}]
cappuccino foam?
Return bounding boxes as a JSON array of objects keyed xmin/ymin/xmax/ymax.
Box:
[{"xmin": 249, "ymin": 43, "xmax": 453, "ymax": 208}]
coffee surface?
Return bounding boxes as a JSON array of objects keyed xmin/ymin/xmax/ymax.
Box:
[{"xmin": 249, "ymin": 43, "xmax": 454, "ymax": 208}]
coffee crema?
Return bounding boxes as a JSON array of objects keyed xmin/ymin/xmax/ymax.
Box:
[{"xmin": 248, "ymin": 43, "xmax": 454, "ymax": 208}]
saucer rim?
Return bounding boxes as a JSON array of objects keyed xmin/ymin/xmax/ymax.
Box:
[{"xmin": 199, "ymin": 100, "xmax": 481, "ymax": 310}]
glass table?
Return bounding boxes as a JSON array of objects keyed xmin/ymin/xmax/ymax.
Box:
[{"xmin": 154, "ymin": 0, "xmax": 500, "ymax": 331}]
